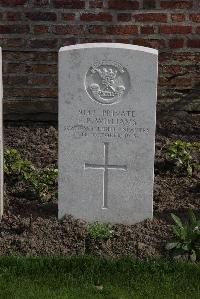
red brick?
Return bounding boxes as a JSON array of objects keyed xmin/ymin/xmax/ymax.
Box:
[
  {"xmin": 187, "ymin": 39, "xmax": 200, "ymax": 48},
  {"xmin": 169, "ymin": 39, "xmax": 184, "ymax": 48},
  {"xmin": 52, "ymin": 0, "xmax": 85, "ymax": 8},
  {"xmin": 135, "ymin": 13, "xmax": 167, "ymax": 22},
  {"xmin": 189, "ymin": 14, "xmax": 200, "ymax": 23},
  {"xmin": 6, "ymin": 12, "xmax": 22, "ymax": 21},
  {"xmin": 0, "ymin": 0, "xmax": 27, "ymax": 6},
  {"xmin": 160, "ymin": 25, "xmax": 192, "ymax": 34},
  {"xmin": 161, "ymin": 65, "xmax": 183, "ymax": 74},
  {"xmin": 62, "ymin": 13, "xmax": 75, "ymax": 21},
  {"xmin": 88, "ymin": 25, "xmax": 104, "ymax": 34},
  {"xmin": 89, "ymin": 0, "xmax": 103, "ymax": 8},
  {"xmin": 170, "ymin": 77, "xmax": 192, "ymax": 87},
  {"xmin": 25, "ymin": 12, "xmax": 57, "ymax": 21},
  {"xmin": 6, "ymin": 63, "xmax": 24, "ymax": 73},
  {"xmin": 117, "ymin": 13, "xmax": 131, "ymax": 22},
  {"xmin": 52, "ymin": 25, "xmax": 84, "ymax": 35},
  {"xmin": 28, "ymin": 39, "xmax": 58, "ymax": 49},
  {"xmin": 141, "ymin": 26, "xmax": 154, "ymax": 34},
  {"xmin": 26, "ymin": 64, "xmax": 57, "ymax": 74},
  {"xmin": 0, "ymin": 25, "xmax": 29, "ymax": 34},
  {"xmin": 34, "ymin": 25, "xmax": 49, "ymax": 34},
  {"xmin": 160, "ymin": 1, "xmax": 193, "ymax": 9},
  {"xmin": 133, "ymin": 38, "xmax": 166, "ymax": 49},
  {"xmin": 80, "ymin": 13, "xmax": 112, "ymax": 22},
  {"xmin": 108, "ymin": 0, "xmax": 139, "ymax": 10},
  {"xmin": 107, "ymin": 25, "xmax": 138, "ymax": 35},
  {"xmin": 171, "ymin": 14, "xmax": 185, "ymax": 22},
  {"xmin": 28, "ymin": 76, "xmax": 51, "ymax": 86}
]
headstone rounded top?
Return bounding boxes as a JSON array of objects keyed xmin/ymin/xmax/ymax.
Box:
[{"xmin": 59, "ymin": 43, "xmax": 158, "ymax": 55}]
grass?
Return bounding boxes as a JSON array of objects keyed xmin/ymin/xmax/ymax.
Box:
[{"xmin": 0, "ymin": 256, "xmax": 199, "ymax": 299}]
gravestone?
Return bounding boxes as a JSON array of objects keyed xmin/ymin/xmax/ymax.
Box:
[
  {"xmin": 59, "ymin": 43, "xmax": 158, "ymax": 224},
  {"xmin": 0, "ymin": 48, "xmax": 3, "ymax": 220}
]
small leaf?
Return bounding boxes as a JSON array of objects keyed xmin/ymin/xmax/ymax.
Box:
[
  {"xmin": 187, "ymin": 164, "xmax": 193, "ymax": 176},
  {"xmin": 171, "ymin": 214, "xmax": 183, "ymax": 229},
  {"xmin": 190, "ymin": 250, "xmax": 196, "ymax": 262},
  {"xmin": 171, "ymin": 225, "xmax": 181, "ymax": 238},
  {"xmin": 188, "ymin": 209, "xmax": 197, "ymax": 226},
  {"xmin": 166, "ymin": 242, "xmax": 179, "ymax": 250}
]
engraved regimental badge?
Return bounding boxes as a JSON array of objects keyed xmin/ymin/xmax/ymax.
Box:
[{"xmin": 85, "ymin": 61, "xmax": 130, "ymax": 105}]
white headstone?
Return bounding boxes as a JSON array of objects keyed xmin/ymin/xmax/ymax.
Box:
[
  {"xmin": 59, "ymin": 43, "xmax": 158, "ymax": 224},
  {"xmin": 0, "ymin": 48, "xmax": 3, "ymax": 220}
]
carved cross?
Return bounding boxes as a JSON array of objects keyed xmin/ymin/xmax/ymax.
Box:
[{"xmin": 84, "ymin": 142, "xmax": 127, "ymax": 209}]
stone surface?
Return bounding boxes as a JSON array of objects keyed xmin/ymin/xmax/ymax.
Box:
[
  {"xmin": 0, "ymin": 48, "xmax": 3, "ymax": 220},
  {"xmin": 58, "ymin": 43, "xmax": 158, "ymax": 224}
]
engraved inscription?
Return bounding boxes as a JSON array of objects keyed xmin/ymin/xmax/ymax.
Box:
[
  {"xmin": 85, "ymin": 61, "xmax": 130, "ymax": 105},
  {"xmin": 64, "ymin": 109, "xmax": 150, "ymax": 141},
  {"xmin": 84, "ymin": 142, "xmax": 127, "ymax": 209}
]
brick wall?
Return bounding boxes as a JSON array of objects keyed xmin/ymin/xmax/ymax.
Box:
[{"xmin": 0, "ymin": 0, "xmax": 199, "ymax": 120}]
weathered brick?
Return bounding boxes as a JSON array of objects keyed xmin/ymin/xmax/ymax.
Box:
[
  {"xmin": 80, "ymin": 13, "xmax": 112, "ymax": 22},
  {"xmin": 0, "ymin": 38, "xmax": 24, "ymax": 48},
  {"xmin": 60, "ymin": 38, "xmax": 76, "ymax": 46},
  {"xmin": 89, "ymin": 1, "xmax": 103, "ymax": 8},
  {"xmin": 108, "ymin": 0, "xmax": 139, "ymax": 10},
  {"xmin": 5, "ymin": 87, "xmax": 57, "ymax": 98},
  {"xmin": 189, "ymin": 14, "xmax": 200, "ymax": 23},
  {"xmin": 160, "ymin": 1, "xmax": 193, "ymax": 9},
  {"xmin": 87, "ymin": 25, "xmax": 104, "ymax": 34},
  {"xmin": 143, "ymin": 0, "xmax": 156, "ymax": 9},
  {"xmin": 0, "ymin": 25, "xmax": 29, "ymax": 34},
  {"xmin": 117, "ymin": 13, "xmax": 132, "ymax": 22},
  {"xmin": 135, "ymin": 13, "xmax": 167, "ymax": 22},
  {"xmin": 0, "ymin": 0, "xmax": 27, "ymax": 6},
  {"xmin": 34, "ymin": 25, "xmax": 49, "ymax": 34},
  {"xmin": 62, "ymin": 13, "xmax": 75, "ymax": 21},
  {"xmin": 4, "ymin": 75, "xmax": 28, "ymax": 86},
  {"xmin": 6, "ymin": 12, "xmax": 22, "ymax": 21},
  {"xmin": 171, "ymin": 14, "xmax": 185, "ymax": 22},
  {"xmin": 141, "ymin": 26, "xmax": 155, "ymax": 34},
  {"xmin": 33, "ymin": 0, "xmax": 50, "ymax": 6},
  {"xmin": 160, "ymin": 25, "xmax": 192, "ymax": 34},
  {"xmin": 106, "ymin": 25, "xmax": 138, "ymax": 35},
  {"xmin": 25, "ymin": 12, "xmax": 57, "ymax": 21},
  {"xmin": 28, "ymin": 39, "xmax": 58, "ymax": 49},
  {"xmin": 196, "ymin": 26, "xmax": 200, "ymax": 34},
  {"xmin": 187, "ymin": 39, "xmax": 200, "ymax": 48},
  {"xmin": 52, "ymin": 25, "xmax": 84, "ymax": 35},
  {"xmin": 133, "ymin": 38, "xmax": 166, "ymax": 49},
  {"xmin": 52, "ymin": 0, "xmax": 85, "ymax": 8},
  {"xmin": 169, "ymin": 39, "xmax": 184, "ymax": 48},
  {"xmin": 3, "ymin": 52, "xmax": 57, "ymax": 63},
  {"xmin": 27, "ymin": 75, "xmax": 57, "ymax": 87},
  {"xmin": 161, "ymin": 65, "xmax": 183, "ymax": 74}
]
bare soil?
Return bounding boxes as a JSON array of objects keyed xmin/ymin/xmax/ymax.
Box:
[{"xmin": 0, "ymin": 113, "xmax": 199, "ymax": 259}]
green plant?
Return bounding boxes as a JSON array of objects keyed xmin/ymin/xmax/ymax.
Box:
[
  {"xmin": 166, "ymin": 209, "xmax": 200, "ymax": 262},
  {"xmin": 166, "ymin": 140, "xmax": 199, "ymax": 176},
  {"xmin": 4, "ymin": 148, "xmax": 34, "ymax": 181},
  {"xmin": 4, "ymin": 148, "xmax": 58, "ymax": 202},
  {"xmin": 88, "ymin": 222, "xmax": 113, "ymax": 240},
  {"xmin": 27, "ymin": 167, "xmax": 58, "ymax": 201}
]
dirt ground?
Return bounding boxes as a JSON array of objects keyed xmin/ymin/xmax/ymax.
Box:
[{"xmin": 0, "ymin": 112, "xmax": 199, "ymax": 259}]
